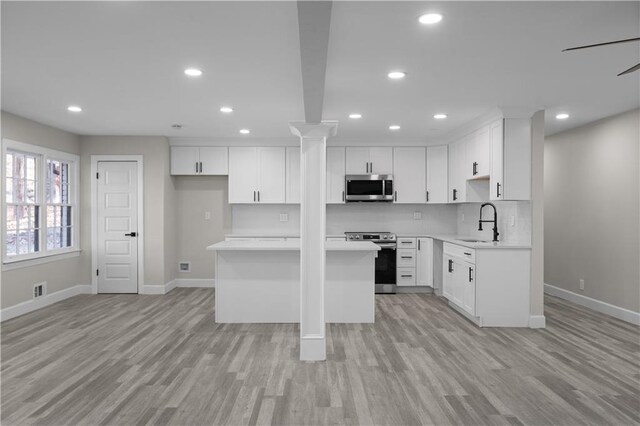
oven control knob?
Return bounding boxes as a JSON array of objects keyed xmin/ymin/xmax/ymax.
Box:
[
  {"xmin": 383, "ymin": 235, "xmax": 388, "ymax": 239},
  {"xmin": 355, "ymin": 235, "xmax": 360, "ymax": 240},
  {"xmin": 348, "ymin": 235, "xmax": 353, "ymax": 240}
]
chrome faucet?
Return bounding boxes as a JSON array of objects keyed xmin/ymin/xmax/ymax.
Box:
[{"xmin": 478, "ymin": 202, "xmax": 499, "ymax": 242}]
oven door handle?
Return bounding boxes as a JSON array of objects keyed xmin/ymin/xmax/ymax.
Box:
[{"xmin": 376, "ymin": 243, "xmax": 397, "ymax": 249}]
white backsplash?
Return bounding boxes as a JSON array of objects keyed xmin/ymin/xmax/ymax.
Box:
[
  {"xmin": 456, "ymin": 201, "xmax": 531, "ymax": 244},
  {"xmin": 231, "ymin": 203, "xmax": 458, "ymax": 236}
]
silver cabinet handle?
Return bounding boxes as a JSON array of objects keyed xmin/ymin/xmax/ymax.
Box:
[
  {"xmin": 199, "ymin": 162, "xmax": 203, "ymax": 173},
  {"xmin": 342, "ymin": 190, "xmax": 345, "ymax": 202},
  {"xmin": 394, "ymin": 191, "xmax": 397, "ymax": 202},
  {"xmin": 257, "ymin": 191, "xmax": 260, "ymax": 202},
  {"xmin": 400, "ymin": 256, "xmax": 413, "ymax": 259},
  {"xmin": 253, "ymin": 191, "xmax": 256, "ymax": 202},
  {"xmin": 195, "ymin": 162, "xmax": 198, "ymax": 173},
  {"xmin": 426, "ymin": 191, "xmax": 429, "ymax": 202},
  {"xmin": 401, "ymin": 274, "xmax": 413, "ymax": 278}
]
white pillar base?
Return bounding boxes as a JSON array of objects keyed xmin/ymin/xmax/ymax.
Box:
[{"xmin": 300, "ymin": 335, "xmax": 327, "ymax": 361}]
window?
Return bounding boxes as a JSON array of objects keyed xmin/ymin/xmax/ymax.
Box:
[{"xmin": 3, "ymin": 139, "xmax": 79, "ymax": 262}]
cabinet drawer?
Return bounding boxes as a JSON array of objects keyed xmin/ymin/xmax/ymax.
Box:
[
  {"xmin": 326, "ymin": 237, "xmax": 346, "ymax": 242},
  {"xmin": 397, "ymin": 249, "xmax": 416, "ymax": 267},
  {"xmin": 397, "ymin": 238, "xmax": 416, "ymax": 249},
  {"xmin": 443, "ymin": 242, "xmax": 476, "ymax": 263},
  {"xmin": 397, "ymin": 268, "xmax": 416, "ymax": 286}
]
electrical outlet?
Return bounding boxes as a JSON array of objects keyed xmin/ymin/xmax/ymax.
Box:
[
  {"xmin": 579, "ymin": 279, "xmax": 585, "ymax": 291},
  {"xmin": 204, "ymin": 211, "xmax": 211, "ymax": 220},
  {"xmin": 413, "ymin": 212, "xmax": 422, "ymax": 220},
  {"xmin": 279, "ymin": 213, "xmax": 289, "ymax": 222}
]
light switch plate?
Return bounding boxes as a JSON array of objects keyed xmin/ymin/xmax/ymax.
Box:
[
  {"xmin": 280, "ymin": 213, "xmax": 289, "ymax": 222},
  {"xmin": 413, "ymin": 212, "xmax": 422, "ymax": 220}
]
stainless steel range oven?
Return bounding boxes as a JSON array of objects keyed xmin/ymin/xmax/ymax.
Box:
[{"xmin": 345, "ymin": 232, "xmax": 397, "ymax": 294}]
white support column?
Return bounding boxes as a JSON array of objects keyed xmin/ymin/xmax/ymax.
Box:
[{"xmin": 289, "ymin": 121, "xmax": 338, "ymax": 361}]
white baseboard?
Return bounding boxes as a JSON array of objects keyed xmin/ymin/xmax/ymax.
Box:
[
  {"xmin": 140, "ymin": 279, "xmax": 214, "ymax": 295},
  {"xmin": 545, "ymin": 283, "xmax": 640, "ymax": 326},
  {"xmin": 175, "ymin": 278, "xmax": 215, "ymax": 288},
  {"xmin": 1, "ymin": 284, "xmax": 91, "ymax": 322},
  {"xmin": 529, "ymin": 315, "xmax": 546, "ymax": 328}
]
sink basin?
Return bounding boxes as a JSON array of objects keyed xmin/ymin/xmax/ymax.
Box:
[{"xmin": 457, "ymin": 238, "xmax": 490, "ymax": 243}]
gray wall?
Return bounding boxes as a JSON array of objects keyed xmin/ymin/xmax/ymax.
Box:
[
  {"xmin": 174, "ymin": 176, "xmax": 231, "ymax": 279},
  {"xmin": 79, "ymin": 136, "xmax": 176, "ymax": 287},
  {"xmin": 545, "ymin": 109, "xmax": 639, "ymax": 312},
  {"xmin": 1, "ymin": 111, "xmax": 86, "ymax": 308}
]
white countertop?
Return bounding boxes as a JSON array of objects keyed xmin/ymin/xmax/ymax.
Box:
[
  {"xmin": 208, "ymin": 240, "xmax": 380, "ymax": 251},
  {"xmin": 224, "ymin": 233, "xmax": 345, "ymax": 239}
]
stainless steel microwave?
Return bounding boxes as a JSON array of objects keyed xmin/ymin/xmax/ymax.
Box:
[{"xmin": 345, "ymin": 175, "xmax": 394, "ymax": 202}]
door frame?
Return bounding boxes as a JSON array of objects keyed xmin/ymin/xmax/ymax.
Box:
[{"xmin": 90, "ymin": 155, "xmax": 144, "ymax": 294}]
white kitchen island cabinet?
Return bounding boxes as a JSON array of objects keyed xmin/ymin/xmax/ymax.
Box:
[{"xmin": 207, "ymin": 240, "xmax": 380, "ymax": 323}]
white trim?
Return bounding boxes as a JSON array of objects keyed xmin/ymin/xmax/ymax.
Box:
[
  {"xmin": 528, "ymin": 315, "xmax": 546, "ymax": 328},
  {"xmin": 2, "ymin": 138, "xmax": 80, "ymax": 263},
  {"xmin": 91, "ymin": 156, "xmax": 144, "ymax": 295},
  {"xmin": 545, "ymin": 283, "xmax": 640, "ymax": 326},
  {"xmin": 175, "ymin": 278, "xmax": 215, "ymax": 288},
  {"xmin": 300, "ymin": 335, "xmax": 326, "ymax": 361},
  {"xmin": 0, "ymin": 284, "xmax": 91, "ymax": 322},
  {"xmin": 2, "ymin": 249, "xmax": 80, "ymax": 271}
]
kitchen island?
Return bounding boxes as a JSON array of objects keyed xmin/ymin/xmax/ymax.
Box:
[{"xmin": 206, "ymin": 240, "xmax": 380, "ymax": 323}]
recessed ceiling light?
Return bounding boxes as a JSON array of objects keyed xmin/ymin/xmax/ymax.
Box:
[
  {"xmin": 389, "ymin": 125, "xmax": 401, "ymax": 130},
  {"xmin": 239, "ymin": 129, "xmax": 250, "ymax": 134},
  {"xmin": 67, "ymin": 105, "xmax": 82, "ymax": 112},
  {"xmin": 184, "ymin": 68, "xmax": 203, "ymax": 77},
  {"xmin": 349, "ymin": 113, "xmax": 362, "ymax": 119},
  {"xmin": 387, "ymin": 71, "xmax": 406, "ymax": 79},
  {"xmin": 419, "ymin": 13, "xmax": 443, "ymax": 25},
  {"xmin": 220, "ymin": 106, "xmax": 234, "ymax": 113},
  {"xmin": 555, "ymin": 113, "xmax": 570, "ymax": 120},
  {"xmin": 433, "ymin": 113, "xmax": 448, "ymax": 119}
]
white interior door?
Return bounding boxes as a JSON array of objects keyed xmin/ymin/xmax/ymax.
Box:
[{"xmin": 97, "ymin": 161, "xmax": 139, "ymax": 293}]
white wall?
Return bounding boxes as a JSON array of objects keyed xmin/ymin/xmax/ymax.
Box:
[
  {"xmin": 1, "ymin": 111, "xmax": 85, "ymax": 309},
  {"xmin": 545, "ymin": 109, "xmax": 639, "ymax": 313}
]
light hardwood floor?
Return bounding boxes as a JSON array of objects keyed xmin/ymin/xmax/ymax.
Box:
[{"xmin": 1, "ymin": 289, "xmax": 639, "ymax": 425}]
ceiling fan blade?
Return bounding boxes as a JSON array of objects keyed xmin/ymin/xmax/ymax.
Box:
[
  {"xmin": 562, "ymin": 37, "xmax": 640, "ymax": 52},
  {"xmin": 618, "ymin": 63, "xmax": 640, "ymax": 76}
]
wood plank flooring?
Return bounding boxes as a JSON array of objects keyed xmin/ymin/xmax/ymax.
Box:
[{"xmin": 2, "ymin": 289, "xmax": 639, "ymax": 425}]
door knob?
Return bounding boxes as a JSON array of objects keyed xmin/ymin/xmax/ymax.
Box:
[{"xmin": 125, "ymin": 232, "xmax": 137, "ymax": 237}]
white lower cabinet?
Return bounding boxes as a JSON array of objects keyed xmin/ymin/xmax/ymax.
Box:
[
  {"xmin": 396, "ymin": 237, "xmax": 433, "ymax": 287},
  {"xmin": 442, "ymin": 242, "xmax": 531, "ymax": 327}
]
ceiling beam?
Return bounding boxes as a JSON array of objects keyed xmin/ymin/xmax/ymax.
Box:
[{"xmin": 296, "ymin": 1, "xmax": 333, "ymax": 123}]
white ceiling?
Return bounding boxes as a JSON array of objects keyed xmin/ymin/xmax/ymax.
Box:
[{"xmin": 2, "ymin": 1, "xmax": 639, "ymax": 141}]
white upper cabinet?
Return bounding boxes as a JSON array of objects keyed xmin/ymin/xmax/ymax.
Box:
[
  {"xmin": 346, "ymin": 147, "xmax": 393, "ymax": 174},
  {"xmin": 489, "ymin": 119, "xmax": 505, "ymax": 200},
  {"xmin": 448, "ymin": 137, "xmax": 468, "ymax": 203},
  {"xmin": 228, "ymin": 147, "xmax": 285, "ymax": 204},
  {"xmin": 426, "ymin": 145, "xmax": 448, "ymax": 204},
  {"xmin": 490, "ymin": 118, "xmax": 531, "ymax": 201},
  {"xmin": 285, "ymin": 147, "xmax": 300, "ymax": 204},
  {"xmin": 171, "ymin": 146, "xmax": 228, "ymax": 175},
  {"xmin": 469, "ymin": 125, "xmax": 490, "ymax": 178},
  {"xmin": 393, "ymin": 147, "xmax": 426, "ymax": 203},
  {"xmin": 327, "ymin": 147, "xmax": 346, "ymax": 204}
]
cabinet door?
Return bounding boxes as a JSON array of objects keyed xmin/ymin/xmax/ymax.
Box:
[
  {"xmin": 489, "ymin": 119, "xmax": 504, "ymax": 200},
  {"xmin": 462, "ymin": 264, "xmax": 476, "ymax": 316},
  {"xmin": 345, "ymin": 147, "xmax": 369, "ymax": 174},
  {"xmin": 228, "ymin": 147, "xmax": 257, "ymax": 203},
  {"xmin": 257, "ymin": 147, "xmax": 285, "ymax": 203},
  {"xmin": 416, "ymin": 238, "xmax": 433, "ymax": 287},
  {"xmin": 199, "ymin": 147, "xmax": 228, "ymax": 175},
  {"xmin": 170, "ymin": 147, "xmax": 199, "ymax": 175},
  {"xmin": 285, "ymin": 147, "xmax": 300, "ymax": 204},
  {"xmin": 448, "ymin": 139, "xmax": 466, "ymax": 203},
  {"xmin": 369, "ymin": 147, "xmax": 393, "ymax": 174},
  {"xmin": 426, "ymin": 145, "xmax": 448, "ymax": 203},
  {"xmin": 443, "ymin": 255, "xmax": 453, "ymax": 300},
  {"xmin": 327, "ymin": 147, "xmax": 346, "ymax": 203},
  {"xmin": 451, "ymin": 258, "xmax": 466, "ymax": 308},
  {"xmin": 473, "ymin": 125, "xmax": 491, "ymax": 177},
  {"xmin": 393, "ymin": 147, "xmax": 426, "ymax": 203}
]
